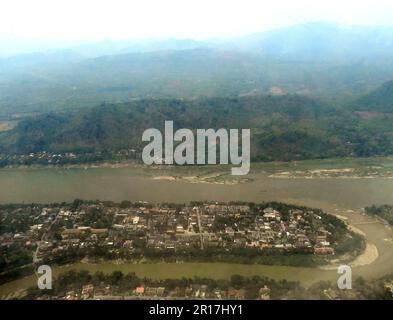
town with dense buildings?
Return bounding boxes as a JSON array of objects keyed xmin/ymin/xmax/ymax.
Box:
[
  {"xmin": 2, "ymin": 199, "xmax": 391, "ymax": 300},
  {"xmin": 1, "ymin": 200, "xmax": 339, "ymax": 267}
]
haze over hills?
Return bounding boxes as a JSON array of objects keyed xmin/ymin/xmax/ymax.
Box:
[
  {"xmin": 227, "ymin": 23, "xmax": 393, "ymax": 61},
  {"xmin": 4, "ymin": 22, "xmax": 393, "ymax": 60},
  {"xmin": 2, "ymin": 23, "xmax": 393, "ymax": 117}
]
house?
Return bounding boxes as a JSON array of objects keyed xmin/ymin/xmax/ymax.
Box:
[
  {"xmin": 77, "ymin": 226, "xmax": 91, "ymax": 231},
  {"xmin": 65, "ymin": 291, "xmax": 77, "ymax": 300},
  {"xmin": 82, "ymin": 284, "xmax": 94, "ymax": 299},
  {"xmin": 384, "ymin": 281, "xmax": 393, "ymax": 298},
  {"xmin": 156, "ymin": 287, "xmax": 166, "ymax": 297},
  {"xmin": 314, "ymin": 246, "xmax": 334, "ymax": 255},
  {"xmin": 135, "ymin": 287, "xmax": 145, "ymax": 295},
  {"xmin": 227, "ymin": 288, "xmax": 246, "ymax": 299},
  {"xmin": 262, "ymin": 207, "xmax": 280, "ymax": 221},
  {"xmin": 90, "ymin": 228, "xmax": 108, "ymax": 235},
  {"xmin": 259, "ymin": 286, "xmax": 271, "ymax": 300},
  {"xmin": 145, "ymin": 287, "xmax": 164, "ymax": 296},
  {"xmin": 176, "ymin": 225, "xmax": 185, "ymax": 233},
  {"xmin": 61, "ymin": 229, "xmax": 83, "ymax": 239}
]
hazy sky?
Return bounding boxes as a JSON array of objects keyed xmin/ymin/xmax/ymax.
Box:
[{"xmin": 1, "ymin": 0, "xmax": 393, "ymax": 41}]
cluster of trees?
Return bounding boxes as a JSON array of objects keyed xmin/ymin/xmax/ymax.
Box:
[
  {"xmin": 83, "ymin": 206, "xmax": 114, "ymax": 229},
  {"xmin": 143, "ymin": 247, "xmax": 322, "ymax": 267},
  {"xmin": 0, "ymin": 204, "xmax": 47, "ymax": 234},
  {"xmin": 0, "ymin": 243, "xmax": 33, "ymax": 274},
  {"xmin": 351, "ymin": 80, "xmax": 393, "ymax": 113}
]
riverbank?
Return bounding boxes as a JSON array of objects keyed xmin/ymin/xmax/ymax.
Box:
[{"xmin": 3, "ymin": 156, "xmax": 393, "ymax": 178}]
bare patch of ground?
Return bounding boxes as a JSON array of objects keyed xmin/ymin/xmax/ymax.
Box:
[{"xmin": 0, "ymin": 122, "xmax": 15, "ymax": 132}]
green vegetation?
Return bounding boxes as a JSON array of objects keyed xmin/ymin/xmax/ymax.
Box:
[
  {"xmin": 1, "ymin": 91, "xmax": 393, "ymax": 163},
  {"xmin": 351, "ymin": 80, "xmax": 393, "ymax": 113}
]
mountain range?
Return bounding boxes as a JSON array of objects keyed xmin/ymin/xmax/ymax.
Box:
[{"xmin": 2, "ymin": 23, "xmax": 393, "ymax": 117}]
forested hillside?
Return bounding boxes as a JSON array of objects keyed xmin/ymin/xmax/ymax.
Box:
[
  {"xmin": 1, "ymin": 94, "xmax": 393, "ymax": 162},
  {"xmin": 351, "ymin": 80, "xmax": 393, "ymax": 112}
]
